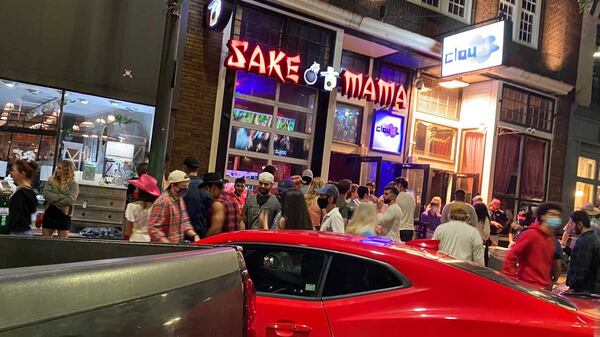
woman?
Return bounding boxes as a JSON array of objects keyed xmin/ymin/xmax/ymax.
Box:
[
  {"xmin": 305, "ymin": 177, "xmax": 325, "ymax": 229},
  {"xmin": 8, "ymin": 160, "xmax": 38, "ymax": 236},
  {"xmin": 42, "ymin": 160, "xmax": 79, "ymax": 238},
  {"xmin": 421, "ymin": 196, "xmax": 442, "ymax": 238},
  {"xmin": 474, "ymin": 203, "xmax": 491, "ymax": 243},
  {"xmin": 347, "ymin": 202, "xmax": 377, "ymax": 236},
  {"xmin": 125, "ymin": 174, "xmax": 161, "ymax": 242},
  {"xmin": 278, "ymin": 190, "xmax": 313, "ymax": 230}
]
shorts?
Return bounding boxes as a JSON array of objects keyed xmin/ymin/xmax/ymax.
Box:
[{"xmin": 42, "ymin": 204, "xmax": 72, "ymax": 231}]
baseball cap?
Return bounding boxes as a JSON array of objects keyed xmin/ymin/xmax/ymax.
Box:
[
  {"xmin": 167, "ymin": 170, "xmax": 190, "ymax": 184},
  {"xmin": 259, "ymin": 172, "xmax": 275, "ymax": 184},
  {"xmin": 277, "ymin": 179, "xmax": 296, "ymax": 193},
  {"xmin": 183, "ymin": 156, "xmax": 199, "ymax": 169},
  {"xmin": 316, "ymin": 184, "xmax": 339, "ymax": 199}
]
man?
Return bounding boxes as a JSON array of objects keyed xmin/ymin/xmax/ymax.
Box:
[
  {"xmin": 503, "ymin": 202, "xmax": 564, "ymax": 290},
  {"xmin": 441, "ymin": 190, "xmax": 478, "ymax": 228},
  {"xmin": 433, "ymin": 204, "xmax": 485, "ymax": 266},
  {"xmin": 243, "ymin": 172, "xmax": 281, "ymax": 229},
  {"xmin": 229, "ymin": 177, "xmax": 247, "ymax": 218},
  {"xmin": 271, "ymin": 179, "xmax": 296, "ymax": 229},
  {"xmin": 301, "ymin": 169, "xmax": 313, "ymax": 194},
  {"xmin": 317, "ymin": 184, "xmax": 344, "ymax": 233},
  {"xmin": 202, "ymin": 173, "xmax": 241, "ymax": 236},
  {"xmin": 376, "ymin": 186, "xmax": 403, "ymax": 242},
  {"xmin": 489, "ymin": 198, "xmax": 509, "ymax": 234},
  {"xmin": 566, "ymin": 210, "xmax": 600, "ymax": 294},
  {"xmin": 395, "ymin": 177, "xmax": 417, "ymax": 242},
  {"xmin": 336, "ymin": 179, "xmax": 354, "ymax": 222},
  {"xmin": 290, "ymin": 175, "xmax": 303, "ymax": 190},
  {"xmin": 356, "ymin": 186, "xmax": 371, "ymax": 205},
  {"xmin": 149, "ymin": 170, "xmax": 200, "ymax": 243},
  {"xmin": 182, "ymin": 156, "xmax": 211, "ymax": 238},
  {"xmin": 562, "ymin": 203, "xmax": 600, "ymax": 255}
]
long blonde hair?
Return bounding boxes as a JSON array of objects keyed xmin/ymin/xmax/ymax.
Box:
[
  {"xmin": 305, "ymin": 177, "xmax": 325, "ymax": 207},
  {"xmin": 51, "ymin": 160, "xmax": 75, "ymax": 188},
  {"xmin": 346, "ymin": 202, "xmax": 377, "ymax": 235}
]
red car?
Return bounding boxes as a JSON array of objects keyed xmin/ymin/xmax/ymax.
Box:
[{"xmin": 200, "ymin": 231, "xmax": 600, "ymax": 337}]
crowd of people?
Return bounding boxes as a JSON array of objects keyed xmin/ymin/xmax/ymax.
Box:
[{"xmin": 4, "ymin": 156, "xmax": 600, "ymax": 294}]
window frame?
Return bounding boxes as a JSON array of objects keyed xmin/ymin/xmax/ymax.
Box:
[
  {"xmin": 234, "ymin": 243, "xmax": 411, "ymax": 301},
  {"xmin": 574, "ymin": 155, "xmax": 600, "ymax": 209},
  {"xmin": 499, "ymin": 84, "xmax": 555, "ymax": 132},
  {"xmin": 499, "ymin": 0, "xmax": 542, "ymax": 49},
  {"xmin": 416, "ymin": 77, "xmax": 462, "ymax": 121},
  {"xmin": 411, "ymin": 119, "xmax": 459, "ymax": 165},
  {"xmin": 332, "ymin": 102, "xmax": 363, "ymax": 146},
  {"xmin": 407, "ymin": 0, "xmax": 473, "ymax": 24}
]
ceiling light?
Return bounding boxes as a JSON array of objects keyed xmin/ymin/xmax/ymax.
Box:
[
  {"xmin": 79, "ymin": 99, "xmax": 89, "ymax": 105},
  {"xmin": 575, "ymin": 190, "xmax": 584, "ymax": 197},
  {"xmin": 438, "ymin": 80, "xmax": 469, "ymax": 89},
  {"xmin": 594, "ymin": 51, "xmax": 600, "ymax": 58}
]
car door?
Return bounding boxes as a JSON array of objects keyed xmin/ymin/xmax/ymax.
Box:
[{"xmin": 241, "ymin": 245, "xmax": 331, "ymax": 337}]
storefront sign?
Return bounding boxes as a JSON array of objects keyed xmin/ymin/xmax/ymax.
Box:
[
  {"xmin": 341, "ymin": 70, "xmax": 408, "ymax": 110},
  {"xmin": 441, "ymin": 21, "xmax": 506, "ymax": 77},
  {"xmin": 371, "ymin": 110, "xmax": 404, "ymax": 155},
  {"xmin": 206, "ymin": 0, "xmax": 233, "ymax": 31}
]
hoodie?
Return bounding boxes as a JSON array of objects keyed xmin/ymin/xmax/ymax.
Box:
[{"xmin": 8, "ymin": 187, "xmax": 37, "ymax": 233}]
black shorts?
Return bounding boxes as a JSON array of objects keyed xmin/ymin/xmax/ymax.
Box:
[{"xmin": 42, "ymin": 204, "xmax": 72, "ymax": 231}]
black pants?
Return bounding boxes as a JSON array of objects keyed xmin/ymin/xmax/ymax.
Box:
[{"xmin": 400, "ymin": 230, "xmax": 414, "ymax": 242}]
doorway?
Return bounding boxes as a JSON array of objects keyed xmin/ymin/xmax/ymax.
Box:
[{"xmin": 430, "ymin": 170, "xmax": 451, "ymax": 205}]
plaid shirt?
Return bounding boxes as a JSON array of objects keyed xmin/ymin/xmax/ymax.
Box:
[
  {"xmin": 567, "ymin": 230, "xmax": 600, "ymax": 293},
  {"xmin": 215, "ymin": 192, "xmax": 241, "ymax": 233},
  {"xmin": 149, "ymin": 192, "xmax": 193, "ymax": 243}
]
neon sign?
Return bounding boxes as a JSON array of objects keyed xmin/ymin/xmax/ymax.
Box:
[
  {"xmin": 205, "ymin": 0, "xmax": 232, "ymax": 31},
  {"xmin": 371, "ymin": 110, "xmax": 404, "ymax": 155},
  {"xmin": 225, "ymin": 40, "xmax": 301, "ymax": 84},
  {"xmin": 340, "ymin": 70, "xmax": 408, "ymax": 110}
]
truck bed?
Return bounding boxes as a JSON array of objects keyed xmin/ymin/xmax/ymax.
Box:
[{"xmin": 0, "ymin": 236, "xmax": 246, "ymax": 337}]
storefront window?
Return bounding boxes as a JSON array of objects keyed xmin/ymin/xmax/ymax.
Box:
[
  {"xmin": 413, "ymin": 120, "xmax": 457, "ymax": 163},
  {"xmin": 276, "ymin": 108, "xmax": 312, "ymax": 134},
  {"xmin": 230, "ymin": 127, "xmax": 270, "ymax": 153},
  {"xmin": 279, "ymin": 84, "xmax": 316, "ymax": 109},
  {"xmin": 273, "ymin": 134, "xmax": 310, "ymax": 160},
  {"xmin": 417, "ymin": 78, "xmax": 461, "ymax": 120},
  {"xmin": 575, "ymin": 182, "xmax": 595, "ymax": 209},
  {"xmin": 272, "ymin": 161, "xmax": 307, "ymax": 181},
  {"xmin": 333, "ymin": 103, "xmax": 362, "ymax": 144},
  {"xmin": 60, "ymin": 91, "xmax": 155, "ymax": 185},
  {"xmin": 227, "ymin": 155, "xmax": 268, "ymax": 180},
  {"xmin": 500, "ymin": 85, "xmax": 554, "ymax": 132},
  {"xmin": 341, "ymin": 50, "xmax": 369, "ymax": 74},
  {"xmin": 577, "ymin": 157, "xmax": 596, "ymax": 179},
  {"xmin": 235, "ymin": 71, "xmax": 277, "ymax": 100}
]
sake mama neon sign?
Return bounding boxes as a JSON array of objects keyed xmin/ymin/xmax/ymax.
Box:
[{"xmin": 224, "ymin": 39, "xmax": 409, "ymax": 110}]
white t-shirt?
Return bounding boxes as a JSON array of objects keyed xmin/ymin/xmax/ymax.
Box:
[
  {"xmin": 377, "ymin": 203, "xmax": 403, "ymax": 242},
  {"xmin": 320, "ymin": 207, "xmax": 345, "ymax": 233},
  {"xmin": 433, "ymin": 220, "xmax": 485, "ymax": 266},
  {"xmin": 125, "ymin": 201, "xmax": 152, "ymax": 242},
  {"xmin": 396, "ymin": 192, "xmax": 416, "ymax": 231}
]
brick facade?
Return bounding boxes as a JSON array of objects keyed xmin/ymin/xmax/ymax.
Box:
[{"xmin": 170, "ymin": 0, "xmax": 224, "ymax": 174}]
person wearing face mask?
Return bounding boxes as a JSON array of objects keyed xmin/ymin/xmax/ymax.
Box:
[
  {"xmin": 375, "ymin": 186, "xmax": 404, "ymax": 242},
  {"xmin": 566, "ymin": 210, "xmax": 600, "ymax": 294},
  {"xmin": 421, "ymin": 196, "xmax": 442, "ymax": 239},
  {"xmin": 317, "ymin": 184, "xmax": 344, "ymax": 233},
  {"xmin": 203, "ymin": 173, "xmax": 241, "ymax": 236},
  {"xmin": 149, "ymin": 170, "xmax": 200, "ymax": 243},
  {"xmin": 300, "ymin": 169, "xmax": 313, "ymax": 195},
  {"xmin": 503, "ymin": 202, "xmax": 564, "ymax": 290},
  {"xmin": 242, "ymin": 172, "xmax": 280, "ymax": 230}
]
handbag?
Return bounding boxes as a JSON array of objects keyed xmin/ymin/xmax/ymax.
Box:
[{"xmin": 35, "ymin": 212, "xmax": 44, "ymax": 228}]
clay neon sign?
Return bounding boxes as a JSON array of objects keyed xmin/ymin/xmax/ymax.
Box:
[
  {"xmin": 225, "ymin": 39, "xmax": 301, "ymax": 84},
  {"xmin": 340, "ymin": 70, "xmax": 408, "ymax": 110}
]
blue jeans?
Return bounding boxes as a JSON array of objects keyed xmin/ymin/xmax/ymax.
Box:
[{"xmin": 10, "ymin": 230, "xmax": 33, "ymax": 236}]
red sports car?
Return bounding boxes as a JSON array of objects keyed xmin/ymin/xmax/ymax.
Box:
[{"xmin": 200, "ymin": 231, "xmax": 600, "ymax": 337}]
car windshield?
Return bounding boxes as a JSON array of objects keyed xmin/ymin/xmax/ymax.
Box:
[{"xmin": 448, "ymin": 260, "xmax": 577, "ymax": 311}]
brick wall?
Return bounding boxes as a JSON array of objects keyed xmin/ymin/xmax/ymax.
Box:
[{"xmin": 169, "ymin": 0, "xmax": 223, "ymax": 174}]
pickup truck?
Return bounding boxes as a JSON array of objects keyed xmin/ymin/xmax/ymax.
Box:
[{"xmin": 0, "ymin": 236, "xmax": 255, "ymax": 337}]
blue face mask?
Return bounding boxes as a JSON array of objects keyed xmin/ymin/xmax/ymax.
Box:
[{"xmin": 546, "ymin": 217, "xmax": 562, "ymax": 228}]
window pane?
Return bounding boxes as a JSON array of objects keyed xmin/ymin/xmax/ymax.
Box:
[
  {"xmin": 275, "ymin": 108, "xmax": 312, "ymax": 134},
  {"xmin": 575, "ymin": 182, "xmax": 595, "ymax": 210},
  {"xmin": 322, "ymin": 254, "xmax": 404, "ymax": 297},
  {"xmin": 494, "ymin": 131, "xmax": 521, "ymax": 196},
  {"xmin": 0, "ymin": 131, "xmax": 10, "ymax": 161},
  {"xmin": 230, "ymin": 127, "xmax": 270, "ymax": 154},
  {"xmin": 233, "ymin": 99, "xmax": 274, "ymax": 128},
  {"xmin": 279, "ymin": 84, "xmax": 317, "ymax": 110},
  {"xmin": 10, "ymin": 133, "xmax": 41, "ymax": 161},
  {"xmin": 413, "ymin": 120, "xmax": 456, "ymax": 162},
  {"xmin": 0, "ymin": 79, "xmax": 62, "ymax": 130},
  {"xmin": 421, "ymin": 0, "xmax": 440, "ymax": 7},
  {"xmin": 273, "ymin": 134, "xmax": 310, "ymax": 160},
  {"xmin": 520, "ymin": 138, "xmax": 546, "ymax": 200},
  {"xmin": 341, "ymin": 50, "xmax": 369, "ymax": 74},
  {"xmin": 500, "ymin": 86, "xmax": 527, "ymax": 125},
  {"xmin": 577, "ymin": 157, "xmax": 596, "ymax": 180},
  {"xmin": 235, "ymin": 71, "xmax": 277, "ymax": 100},
  {"xmin": 333, "ymin": 103, "xmax": 362, "ymax": 144},
  {"xmin": 448, "ymin": 0, "xmax": 466, "ymax": 17},
  {"xmin": 226, "ymin": 155, "xmax": 268, "ymax": 181},
  {"xmin": 239, "ymin": 7, "xmax": 284, "ymax": 50},
  {"xmin": 272, "ymin": 161, "xmax": 307, "ymax": 181},
  {"xmin": 242, "ymin": 247, "xmax": 326, "ymax": 297},
  {"xmin": 417, "ymin": 78, "xmax": 460, "ymax": 120}
]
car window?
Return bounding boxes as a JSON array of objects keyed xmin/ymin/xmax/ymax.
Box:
[
  {"xmin": 242, "ymin": 246, "xmax": 326, "ymax": 298},
  {"xmin": 322, "ymin": 254, "xmax": 404, "ymax": 297}
]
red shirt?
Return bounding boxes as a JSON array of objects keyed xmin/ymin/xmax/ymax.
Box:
[
  {"xmin": 503, "ymin": 223, "xmax": 556, "ymax": 289},
  {"xmin": 229, "ymin": 190, "xmax": 246, "ymax": 218},
  {"xmin": 149, "ymin": 192, "xmax": 193, "ymax": 243},
  {"xmin": 215, "ymin": 192, "xmax": 241, "ymax": 233}
]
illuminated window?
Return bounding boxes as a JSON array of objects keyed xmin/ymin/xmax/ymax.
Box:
[
  {"xmin": 412, "ymin": 120, "xmax": 457, "ymax": 163},
  {"xmin": 409, "ymin": 0, "xmax": 472, "ymax": 22},
  {"xmin": 333, "ymin": 103, "xmax": 362, "ymax": 145},
  {"xmin": 575, "ymin": 182, "xmax": 595, "ymax": 209},
  {"xmin": 499, "ymin": 0, "xmax": 542, "ymax": 49},
  {"xmin": 577, "ymin": 157, "xmax": 596, "ymax": 179},
  {"xmin": 417, "ymin": 78, "xmax": 461, "ymax": 120}
]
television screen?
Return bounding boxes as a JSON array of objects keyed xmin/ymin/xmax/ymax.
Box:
[
  {"xmin": 371, "ymin": 110, "xmax": 404, "ymax": 155},
  {"xmin": 333, "ymin": 103, "xmax": 362, "ymax": 144}
]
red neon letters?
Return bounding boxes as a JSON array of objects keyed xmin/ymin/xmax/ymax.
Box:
[
  {"xmin": 341, "ymin": 70, "xmax": 408, "ymax": 110},
  {"xmin": 225, "ymin": 39, "xmax": 301, "ymax": 84}
]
